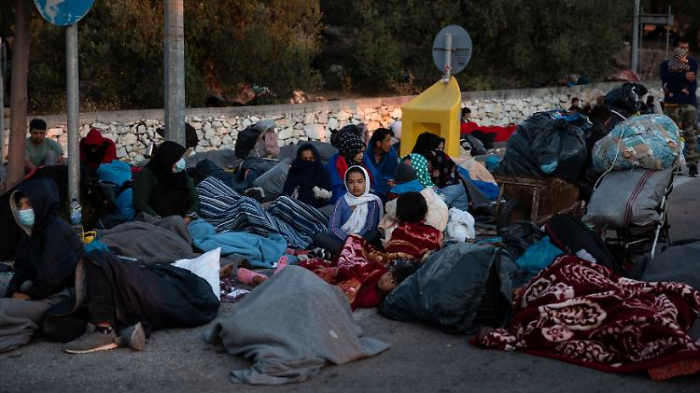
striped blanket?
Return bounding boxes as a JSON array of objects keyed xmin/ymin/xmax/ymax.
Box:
[{"xmin": 197, "ymin": 177, "xmax": 328, "ymax": 248}]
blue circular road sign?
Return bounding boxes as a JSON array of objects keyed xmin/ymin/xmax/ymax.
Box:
[{"xmin": 33, "ymin": 0, "xmax": 95, "ymax": 27}]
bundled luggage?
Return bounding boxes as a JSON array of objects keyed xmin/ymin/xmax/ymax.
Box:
[
  {"xmin": 496, "ymin": 111, "xmax": 588, "ymax": 182},
  {"xmin": 592, "ymin": 114, "xmax": 681, "ymax": 172},
  {"xmin": 584, "ymin": 166, "xmax": 674, "ymax": 229}
]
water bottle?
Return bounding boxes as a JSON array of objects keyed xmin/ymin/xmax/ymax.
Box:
[{"xmin": 70, "ymin": 199, "xmax": 84, "ymax": 240}]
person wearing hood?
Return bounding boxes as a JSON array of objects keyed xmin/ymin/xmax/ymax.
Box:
[
  {"xmin": 79, "ymin": 128, "xmax": 117, "ymax": 169},
  {"xmin": 325, "ymin": 125, "xmax": 378, "ymax": 204},
  {"xmin": 5, "ymin": 179, "xmax": 84, "ymax": 301},
  {"xmin": 364, "ymin": 128, "xmax": 399, "ymax": 199},
  {"xmin": 411, "ymin": 132, "xmax": 445, "ymax": 157},
  {"xmin": 132, "ymin": 141, "xmax": 199, "ymax": 223},
  {"xmin": 282, "ymin": 143, "xmax": 332, "ymax": 208}
]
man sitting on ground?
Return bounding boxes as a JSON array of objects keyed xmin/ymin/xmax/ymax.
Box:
[
  {"xmin": 79, "ymin": 128, "xmax": 118, "ymax": 169},
  {"xmin": 25, "ymin": 118, "xmax": 65, "ymax": 172}
]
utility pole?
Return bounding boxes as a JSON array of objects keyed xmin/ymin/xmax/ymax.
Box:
[
  {"xmin": 7, "ymin": 0, "xmax": 30, "ymax": 189},
  {"xmin": 0, "ymin": 37, "xmax": 5, "ymax": 168},
  {"xmin": 631, "ymin": 0, "xmax": 641, "ymax": 74},
  {"xmin": 164, "ymin": 0, "xmax": 185, "ymax": 146},
  {"xmin": 66, "ymin": 24, "xmax": 80, "ymax": 204}
]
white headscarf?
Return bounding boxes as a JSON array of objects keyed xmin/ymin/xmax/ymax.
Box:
[{"xmin": 341, "ymin": 166, "xmax": 384, "ymax": 234}]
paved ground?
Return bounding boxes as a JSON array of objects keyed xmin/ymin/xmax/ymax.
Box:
[{"xmin": 1, "ymin": 177, "xmax": 700, "ymax": 393}]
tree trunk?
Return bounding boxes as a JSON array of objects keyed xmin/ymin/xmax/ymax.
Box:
[{"xmin": 6, "ymin": 0, "xmax": 30, "ymax": 189}]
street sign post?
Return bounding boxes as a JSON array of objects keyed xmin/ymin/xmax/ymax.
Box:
[
  {"xmin": 432, "ymin": 25, "xmax": 472, "ymax": 83},
  {"xmin": 33, "ymin": 0, "xmax": 94, "ymax": 27},
  {"xmin": 33, "ymin": 0, "xmax": 95, "ymax": 214}
]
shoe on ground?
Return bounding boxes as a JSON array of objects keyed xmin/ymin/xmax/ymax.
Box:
[
  {"xmin": 63, "ymin": 324, "xmax": 118, "ymax": 354},
  {"xmin": 118, "ymin": 322, "xmax": 146, "ymax": 351},
  {"xmin": 689, "ymin": 164, "xmax": 698, "ymax": 177}
]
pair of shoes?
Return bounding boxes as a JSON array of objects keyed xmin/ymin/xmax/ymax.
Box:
[
  {"xmin": 118, "ymin": 322, "xmax": 146, "ymax": 351},
  {"xmin": 237, "ymin": 268, "xmax": 268, "ymax": 286},
  {"xmin": 689, "ymin": 164, "xmax": 698, "ymax": 177},
  {"xmin": 63, "ymin": 324, "xmax": 118, "ymax": 354}
]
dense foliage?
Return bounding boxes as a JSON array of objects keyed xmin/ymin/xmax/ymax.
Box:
[{"xmin": 1, "ymin": 0, "xmax": 698, "ymax": 113}]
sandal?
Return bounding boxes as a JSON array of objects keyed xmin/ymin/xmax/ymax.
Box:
[{"xmin": 236, "ymin": 268, "xmax": 268, "ymax": 286}]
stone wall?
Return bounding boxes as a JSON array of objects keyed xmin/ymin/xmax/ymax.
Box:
[{"xmin": 1, "ymin": 81, "xmax": 662, "ymax": 163}]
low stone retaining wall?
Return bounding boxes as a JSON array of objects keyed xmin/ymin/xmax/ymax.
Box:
[{"xmin": 2, "ymin": 81, "xmax": 662, "ymax": 163}]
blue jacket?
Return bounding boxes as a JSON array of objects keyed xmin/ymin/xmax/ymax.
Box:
[
  {"xmin": 324, "ymin": 153, "xmax": 379, "ymax": 204},
  {"xmin": 364, "ymin": 147, "xmax": 399, "ymax": 198},
  {"xmin": 328, "ymin": 195, "xmax": 381, "ymax": 241}
]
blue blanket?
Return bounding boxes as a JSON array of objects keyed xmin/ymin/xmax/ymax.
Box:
[{"xmin": 189, "ymin": 220, "xmax": 287, "ymax": 268}]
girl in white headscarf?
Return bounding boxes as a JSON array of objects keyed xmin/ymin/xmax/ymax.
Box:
[{"xmin": 313, "ymin": 166, "xmax": 384, "ymax": 255}]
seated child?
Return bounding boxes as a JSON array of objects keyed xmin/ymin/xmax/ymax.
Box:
[
  {"xmin": 378, "ymin": 191, "xmax": 443, "ymax": 263},
  {"xmin": 313, "ymin": 166, "xmax": 383, "ymax": 254}
]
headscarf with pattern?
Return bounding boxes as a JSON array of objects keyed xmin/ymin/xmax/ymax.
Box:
[{"xmin": 407, "ymin": 153, "xmax": 436, "ymax": 188}]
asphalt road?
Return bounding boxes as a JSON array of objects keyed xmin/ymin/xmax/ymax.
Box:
[{"xmin": 1, "ymin": 177, "xmax": 699, "ymax": 393}]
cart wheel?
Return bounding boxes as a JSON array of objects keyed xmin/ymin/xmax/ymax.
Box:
[{"xmin": 497, "ymin": 199, "xmax": 525, "ymax": 228}]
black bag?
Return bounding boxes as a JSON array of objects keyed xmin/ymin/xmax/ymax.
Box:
[
  {"xmin": 545, "ymin": 214, "xmax": 619, "ymax": 271},
  {"xmin": 234, "ymin": 126, "xmax": 263, "ymax": 159},
  {"xmin": 604, "ymin": 83, "xmax": 648, "ymax": 116}
]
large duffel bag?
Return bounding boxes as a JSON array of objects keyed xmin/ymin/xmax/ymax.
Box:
[
  {"xmin": 592, "ymin": 114, "xmax": 681, "ymax": 172},
  {"xmin": 378, "ymin": 243, "xmax": 513, "ymax": 334},
  {"xmin": 545, "ymin": 214, "xmax": 618, "ymax": 272},
  {"xmin": 584, "ymin": 166, "xmax": 674, "ymax": 229}
]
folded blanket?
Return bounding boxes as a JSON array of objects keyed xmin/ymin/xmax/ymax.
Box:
[
  {"xmin": 205, "ymin": 266, "xmax": 389, "ymax": 385},
  {"xmin": 188, "ymin": 220, "xmax": 286, "ymax": 268}
]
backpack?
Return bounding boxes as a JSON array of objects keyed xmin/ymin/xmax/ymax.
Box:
[{"xmin": 234, "ymin": 126, "xmax": 264, "ymax": 159}]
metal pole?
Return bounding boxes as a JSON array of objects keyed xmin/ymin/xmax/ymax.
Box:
[
  {"xmin": 7, "ymin": 0, "xmax": 30, "ymax": 189},
  {"xmin": 164, "ymin": 0, "xmax": 185, "ymax": 145},
  {"xmin": 66, "ymin": 24, "xmax": 80, "ymax": 204},
  {"xmin": 0, "ymin": 39, "xmax": 5, "ymax": 166},
  {"xmin": 639, "ymin": 7, "xmax": 644, "ymax": 76},
  {"xmin": 631, "ymin": 0, "xmax": 641, "ymax": 73},
  {"xmin": 442, "ymin": 33, "xmax": 452, "ymax": 83},
  {"xmin": 665, "ymin": 6, "xmax": 671, "ymax": 60}
]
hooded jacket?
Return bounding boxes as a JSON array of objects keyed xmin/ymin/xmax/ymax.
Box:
[
  {"xmin": 79, "ymin": 128, "xmax": 118, "ymax": 169},
  {"xmin": 6, "ymin": 179, "xmax": 85, "ymax": 300}
]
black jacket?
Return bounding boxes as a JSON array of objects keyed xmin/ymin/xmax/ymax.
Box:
[{"xmin": 5, "ymin": 178, "xmax": 84, "ymax": 300}]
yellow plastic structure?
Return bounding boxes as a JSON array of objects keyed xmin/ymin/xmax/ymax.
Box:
[{"xmin": 400, "ymin": 76, "xmax": 462, "ymax": 158}]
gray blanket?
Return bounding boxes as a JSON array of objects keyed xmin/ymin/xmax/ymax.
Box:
[
  {"xmin": 0, "ymin": 289, "xmax": 71, "ymax": 353},
  {"xmin": 205, "ymin": 266, "xmax": 389, "ymax": 385},
  {"xmin": 185, "ymin": 149, "xmax": 240, "ymax": 169},
  {"xmin": 96, "ymin": 215, "xmax": 199, "ymax": 264}
]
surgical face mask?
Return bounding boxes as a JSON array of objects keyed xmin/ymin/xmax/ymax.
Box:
[
  {"xmin": 18, "ymin": 208, "xmax": 35, "ymax": 228},
  {"xmin": 174, "ymin": 158, "xmax": 186, "ymax": 173}
]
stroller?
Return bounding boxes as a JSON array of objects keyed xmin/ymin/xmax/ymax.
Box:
[{"xmin": 584, "ymin": 165, "xmax": 678, "ymax": 259}]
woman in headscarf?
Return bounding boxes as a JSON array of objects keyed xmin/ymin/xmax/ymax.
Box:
[
  {"xmin": 411, "ymin": 132, "xmax": 445, "ymax": 157},
  {"xmin": 324, "ymin": 126, "xmax": 377, "ymax": 204},
  {"xmin": 132, "ymin": 141, "xmax": 199, "ymax": 222},
  {"xmin": 405, "ymin": 153, "xmax": 436, "ymax": 189},
  {"xmin": 425, "ymin": 150, "xmax": 469, "ymax": 211},
  {"xmin": 282, "ymin": 144, "xmax": 332, "ymax": 208}
]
